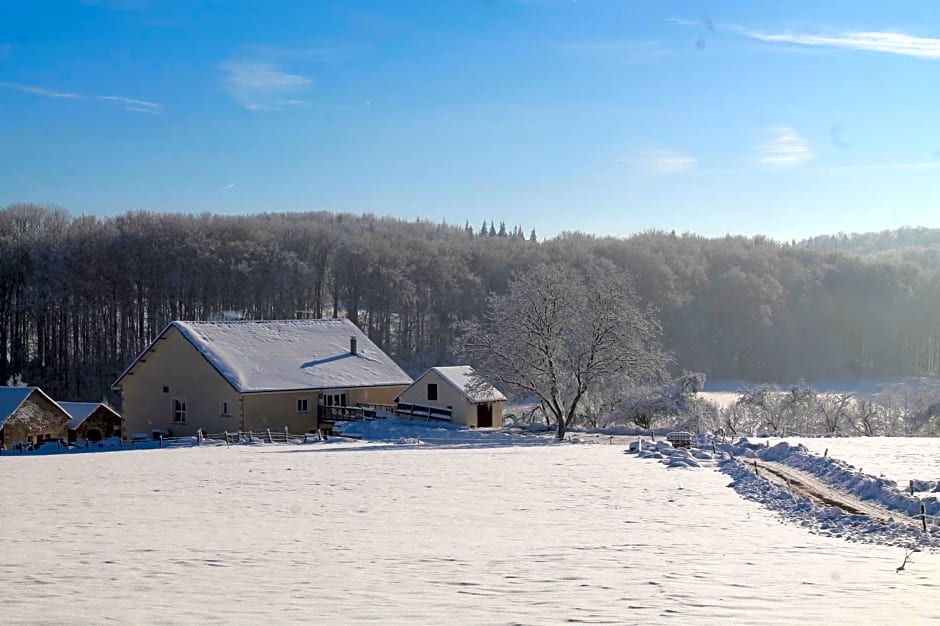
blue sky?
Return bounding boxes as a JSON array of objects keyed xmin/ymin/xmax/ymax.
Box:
[{"xmin": 1, "ymin": 1, "xmax": 939, "ymax": 241}]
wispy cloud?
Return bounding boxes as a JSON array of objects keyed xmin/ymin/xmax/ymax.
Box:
[
  {"xmin": 758, "ymin": 127, "xmax": 813, "ymax": 166},
  {"xmin": 735, "ymin": 27, "xmax": 940, "ymax": 59},
  {"xmin": 221, "ymin": 60, "xmax": 312, "ymax": 111},
  {"xmin": 0, "ymin": 81, "xmax": 82, "ymax": 99},
  {"xmin": 621, "ymin": 148, "xmax": 697, "ymax": 174},
  {"xmin": 558, "ymin": 40, "xmax": 670, "ymax": 65},
  {"xmin": 668, "ymin": 17, "xmax": 940, "ymax": 59},
  {"xmin": 217, "ymin": 183, "xmax": 235, "ymax": 192},
  {"xmin": 96, "ymin": 95, "xmax": 162, "ymax": 114},
  {"xmin": 0, "ymin": 82, "xmax": 163, "ymax": 115}
]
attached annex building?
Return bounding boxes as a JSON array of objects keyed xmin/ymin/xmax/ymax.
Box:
[
  {"xmin": 396, "ymin": 366, "xmax": 505, "ymax": 428},
  {"xmin": 59, "ymin": 402, "xmax": 123, "ymax": 444},
  {"xmin": 112, "ymin": 319, "xmax": 413, "ymax": 438}
]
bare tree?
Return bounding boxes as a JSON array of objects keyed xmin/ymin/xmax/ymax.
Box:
[{"xmin": 460, "ymin": 261, "xmax": 670, "ymax": 439}]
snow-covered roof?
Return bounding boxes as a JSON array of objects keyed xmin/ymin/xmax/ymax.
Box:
[
  {"xmin": 0, "ymin": 387, "xmax": 36, "ymax": 427},
  {"xmin": 114, "ymin": 319, "xmax": 413, "ymax": 394},
  {"xmin": 0, "ymin": 387, "xmax": 69, "ymax": 428},
  {"xmin": 413, "ymin": 366, "xmax": 506, "ymax": 404},
  {"xmin": 58, "ymin": 402, "xmax": 119, "ymax": 430}
]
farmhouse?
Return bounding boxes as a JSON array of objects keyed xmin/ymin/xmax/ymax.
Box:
[
  {"xmin": 112, "ymin": 319, "xmax": 413, "ymax": 438},
  {"xmin": 59, "ymin": 402, "xmax": 123, "ymax": 444},
  {"xmin": 396, "ymin": 366, "xmax": 505, "ymax": 427},
  {"xmin": 0, "ymin": 387, "xmax": 71, "ymax": 448}
]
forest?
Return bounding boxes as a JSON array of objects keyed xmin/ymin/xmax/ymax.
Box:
[{"xmin": 2, "ymin": 203, "xmax": 939, "ymax": 404}]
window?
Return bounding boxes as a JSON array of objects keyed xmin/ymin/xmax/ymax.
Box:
[
  {"xmin": 427, "ymin": 383, "xmax": 438, "ymax": 401},
  {"xmin": 221, "ymin": 401, "xmax": 230, "ymax": 416},
  {"xmin": 162, "ymin": 386, "xmax": 169, "ymax": 393},
  {"xmin": 172, "ymin": 398, "xmax": 187, "ymax": 424},
  {"xmin": 297, "ymin": 399, "xmax": 309, "ymax": 413}
]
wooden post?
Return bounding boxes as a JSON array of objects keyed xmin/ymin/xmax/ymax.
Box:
[
  {"xmin": 910, "ymin": 480, "xmax": 915, "ymax": 496},
  {"xmin": 921, "ymin": 502, "xmax": 927, "ymax": 532},
  {"xmin": 824, "ymin": 448, "xmax": 828, "ymax": 458},
  {"xmin": 285, "ymin": 426, "xmax": 290, "ymax": 442},
  {"xmin": 158, "ymin": 435, "xmax": 163, "ymax": 448},
  {"xmin": 266, "ymin": 428, "xmax": 273, "ymax": 443},
  {"xmin": 248, "ymin": 430, "xmax": 253, "ymax": 442}
]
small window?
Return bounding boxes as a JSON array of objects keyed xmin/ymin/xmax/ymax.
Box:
[
  {"xmin": 221, "ymin": 401, "xmax": 230, "ymax": 416},
  {"xmin": 297, "ymin": 399, "xmax": 309, "ymax": 413},
  {"xmin": 427, "ymin": 383, "xmax": 438, "ymax": 401},
  {"xmin": 162, "ymin": 386, "xmax": 169, "ymax": 393},
  {"xmin": 172, "ymin": 398, "xmax": 187, "ymax": 424}
]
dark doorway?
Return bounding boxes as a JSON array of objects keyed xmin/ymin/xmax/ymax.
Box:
[
  {"xmin": 86, "ymin": 428, "xmax": 103, "ymax": 442},
  {"xmin": 477, "ymin": 404, "xmax": 493, "ymax": 428}
]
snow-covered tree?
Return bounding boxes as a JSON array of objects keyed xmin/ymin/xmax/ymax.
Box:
[{"xmin": 460, "ymin": 261, "xmax": 670, "ymax": 439}]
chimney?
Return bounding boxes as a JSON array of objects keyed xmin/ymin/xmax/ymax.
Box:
[{"xmin": 350, "ymin": 336, "xmax": 358, "ymax": 356}]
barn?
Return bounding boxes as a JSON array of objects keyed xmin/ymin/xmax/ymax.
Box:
[
  {"xmin": 112, "ymin": 319, "xmax": 413, "ymax": 439},
  {"xmin": 0, "ymin": 387, "xmax": 71, "ymax": 449},
  {"xmin": 396, "ymin": 366, "xmax": 506, "ymax": 428}
]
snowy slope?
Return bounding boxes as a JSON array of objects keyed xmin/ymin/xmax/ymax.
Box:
[{"xmin": 1, "ymin": 436, "xmax": 939, "ymax": 624}]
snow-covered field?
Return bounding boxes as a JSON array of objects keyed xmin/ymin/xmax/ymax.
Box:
[
  {"xmin": 2, "ymin": 425, "xmax": 940, "ymax": 624},
  {"xmin": 774, "ymin": 436, "xmax": 940, "ymax": 487}
]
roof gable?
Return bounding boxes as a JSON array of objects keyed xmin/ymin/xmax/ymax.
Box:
[
  {"xmin": 0, "ymin": 387, "xmax": 70, "ymax": 428},
  {"xmin": 0, "ymin": 387, "xmax": 36, "ymax": 427},
  {"xmin": 404, "ymin": 366, "xmax": 506, "ymax": 404},
  {"xmin": 115, "ymin": 319, "xmax": 413, "ymax": 393}
]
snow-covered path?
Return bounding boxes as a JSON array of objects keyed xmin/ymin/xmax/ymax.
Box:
[
  {"xmin": 2, "ymin": 442, "xmax": 939, "ymax": 624},
  {"xmin": 754, "ymin": 459, "xmax": 904, "ymax": 523}
]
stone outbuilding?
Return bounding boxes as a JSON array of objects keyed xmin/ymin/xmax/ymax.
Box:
[{"xmin": 0, "ymin": 387, "xmax": 71, "ymax": 449}]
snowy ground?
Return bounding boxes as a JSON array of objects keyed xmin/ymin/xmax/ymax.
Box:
[
  {"xmin": 2, "ymin": 423, "xmax": 939, "ymax": 624},
  {"xmin": 772, "ymin": 436, "xmax": 940, "ymax": 487}
]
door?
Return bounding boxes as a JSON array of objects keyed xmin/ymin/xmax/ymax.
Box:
[{"xmin": 477, "ymin": 404, "xmax": 493, "ymax": 428}]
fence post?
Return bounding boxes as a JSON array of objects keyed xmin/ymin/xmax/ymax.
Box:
[
  {"xmin": 910, "ymin": 480, "xmax": 915, "ymax": 496},
  {"xmin": 266, "ymin": 428, "xmax": 273, "ymax": 443},
  {"xmin": 921, "ymin": 502, "xmax": 927, "ymax": 532},
  {"xmin": 285, "ymin": 425, "xmax": 290, "ymax": 442},
  {"xmin": 159, "ymin": 435, "xmax": 163, "ymax": 448},
  {"xmin": 248, "ymin": 430, "xmax": 253, "ymax": 442}
]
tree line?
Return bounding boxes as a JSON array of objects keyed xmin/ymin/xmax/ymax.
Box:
[{"xmin": 2, "ymin": 203, "xmax": 939, "ymax": 404}]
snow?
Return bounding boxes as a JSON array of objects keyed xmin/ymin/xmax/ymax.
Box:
[
  {"xmin": 772, "ymin": 436, "xmax": 940, "ymax": 487},
  {"xmin": 132, "ymin": 319, "xmax": 413, "ymax": 393},
  {"xmin": 2, "ymin": 428, "xmax": 940, "ymax": 623},
  {"xmin": 426, "ymin": 365, "xmax": 507, "ymax": 403},
  {"xmin": 58, "ymin": 401, "xmax": 102, "ymax": 429},
  {"xmin": 0, "ymin": 386, "xmax": 35, "ymax": 426}
]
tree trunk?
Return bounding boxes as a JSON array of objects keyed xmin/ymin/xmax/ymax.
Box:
[{"xmin": 555, "ymin": 417, "xmax": 566, "ymax": 440}]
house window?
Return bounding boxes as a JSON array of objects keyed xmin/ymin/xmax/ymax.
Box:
[
  {"xmin": 172, "ymin": 398, "xmax": 187, "ymax": 424},
  {"xmin": 162, "ymin": 386, "xmax": 169, "ymax": 393},
  {"xmin": 297, "ymin": 399, "xmax": 309, "ymax": 413},
  {"xmin": 221, "ymin": 401, "xmax": 230, "ymax": 416},
  {"xmin": 427, "ymin": 383, "xmax": 438, "ymax": 401}
]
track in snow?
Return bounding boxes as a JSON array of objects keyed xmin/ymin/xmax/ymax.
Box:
[{"xmin": 751, "ymin": 459, "xmax": 912, "ymax": 526}]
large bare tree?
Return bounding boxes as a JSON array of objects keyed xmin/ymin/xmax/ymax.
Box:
[{"xmin": 461, "ymin": 261, "xmax": 671, "ymax": 439}]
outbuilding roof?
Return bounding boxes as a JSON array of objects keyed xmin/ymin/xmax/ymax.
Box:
[
  {"xmin": 406, "ymin": 366, "xmax": 506, "ymax": 404},
  {"xmin": 58, "ymin": 402, "xmax": 121, "ymax": 430},
  {"xmin": 0, "ymin": 387, "xmax": 68, "ymax": 428},
  {"xmin": 113, "ymin": 319, "xmax": 413, "ymax": 394},
  {"xmin": 0, "ymin": 387, "xmax": 36, "ymax": 428}
]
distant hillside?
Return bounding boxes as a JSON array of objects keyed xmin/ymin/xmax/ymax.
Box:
[
  {"xmin": 2, "ymin": 204, "xmax": 940, "ymax": 402},
  {"xmin": 801, "ymin": 227, "xmax": 940, "ymax": 271}
]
